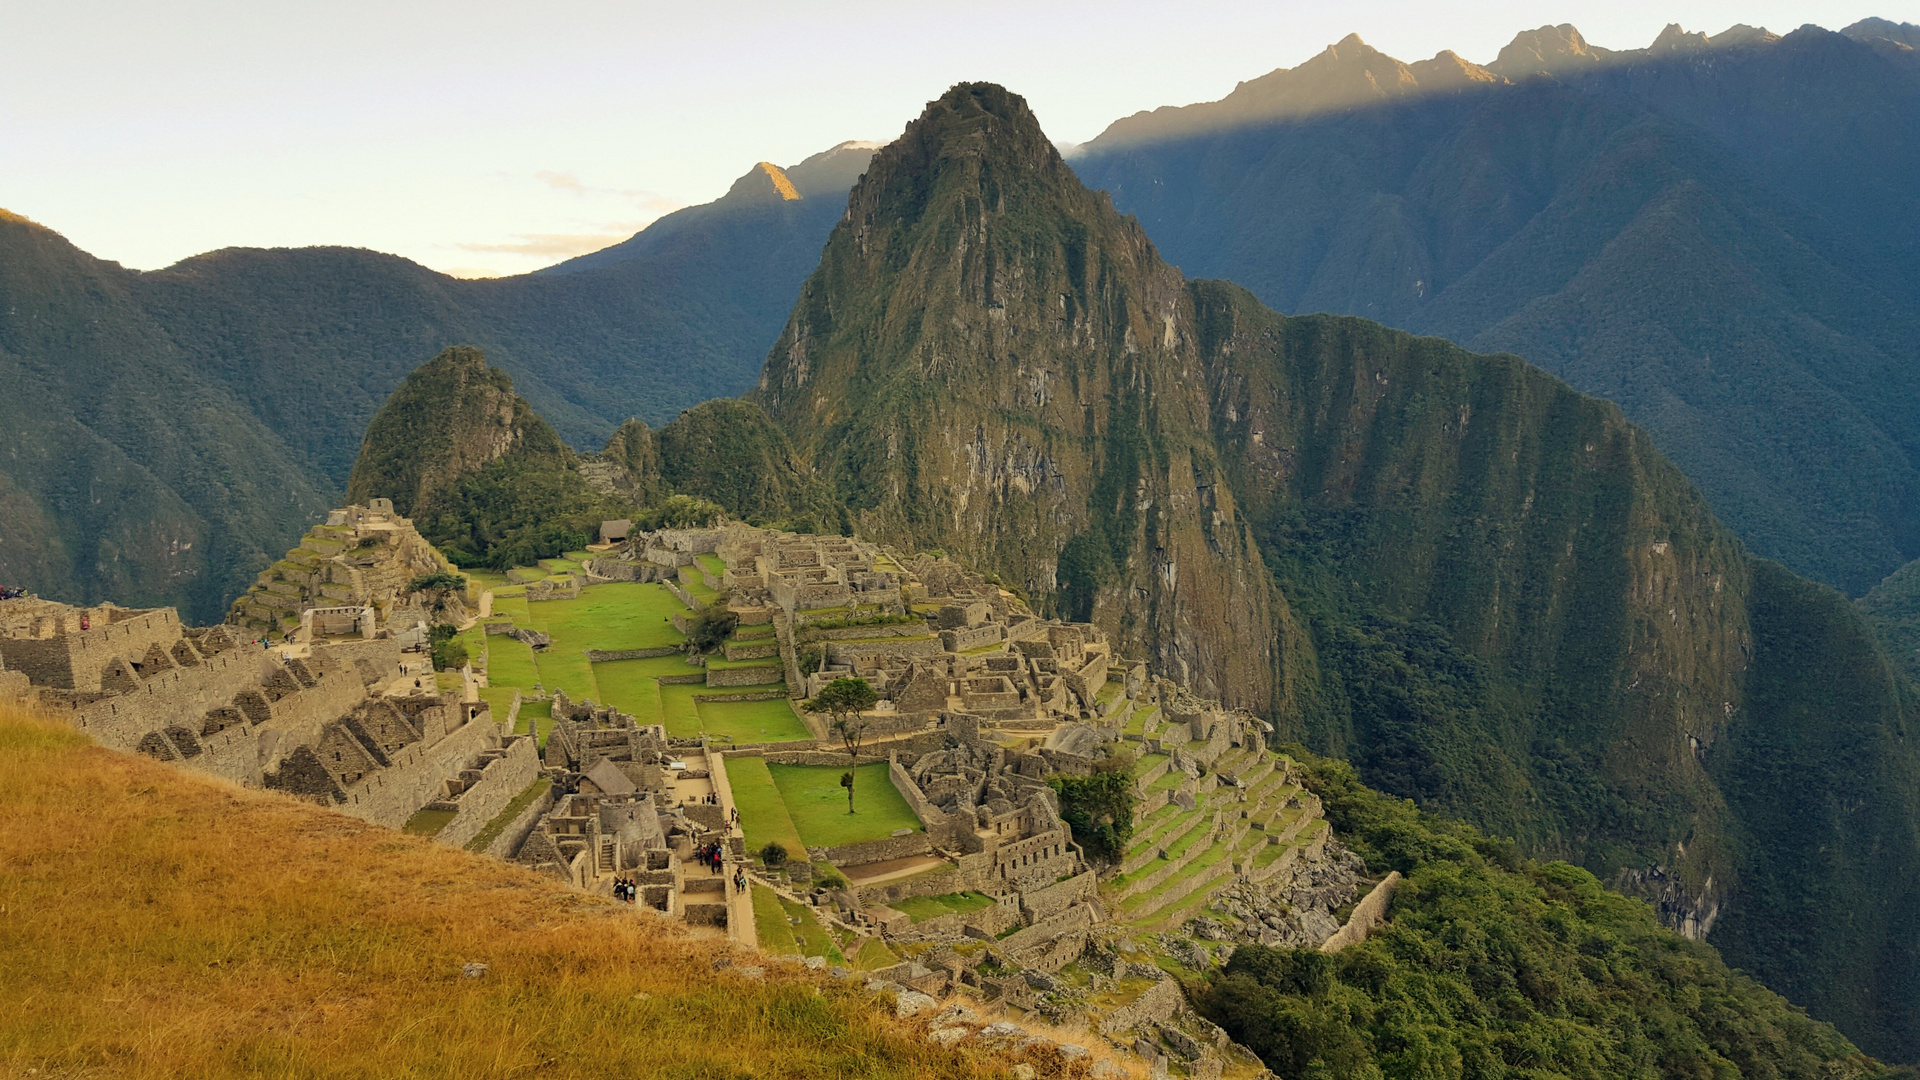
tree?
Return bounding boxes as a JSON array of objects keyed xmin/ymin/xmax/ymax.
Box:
[
  {"xmin": 684, "ymin": 600, "xmax": 738, "ymax": 654},
  {"xmin": 408, "ymin": 571, "xmax": 469, "ymax": 618},
  {"xmin": 806, "ymin": 677, "xmax": 879, "ymax": 813},
  {"xmin": 428, "ymin": 624, "xmax": 468, "ymax": 672}
]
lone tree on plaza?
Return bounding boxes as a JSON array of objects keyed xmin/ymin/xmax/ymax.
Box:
[{"xmin": 806, "ymin": 676, "xmax": 878, "ymax": 813}]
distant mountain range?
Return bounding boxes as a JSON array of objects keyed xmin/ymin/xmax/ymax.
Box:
[
  {"xmin": 1071, "ymin": 18, "xmax": 1920, "ymax": 594},
  {"xmin": 0, "ymin": 142, "xmax": 874, "ymax": 620}
]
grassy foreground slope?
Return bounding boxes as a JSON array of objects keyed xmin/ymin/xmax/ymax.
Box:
[{"xmin": 0, "ymin": 705, "xmax": 1006, "ymax": 1080}]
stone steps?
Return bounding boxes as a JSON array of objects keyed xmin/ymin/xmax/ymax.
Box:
[
  {"xmin": 1119, "ymin": 844, "xmax": 1234, "ymax": 923},
  {"xmin": 1114, "ymin": 813, "xmax": 1222, "ymax": 902}
]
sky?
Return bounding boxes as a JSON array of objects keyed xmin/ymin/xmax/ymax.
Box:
[{"xmin": 2, "ymin": 1, "xmax": 1907, "ymax": 278}]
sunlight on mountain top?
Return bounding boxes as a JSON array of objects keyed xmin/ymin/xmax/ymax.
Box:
[{"xmin": 758, "ymin": 161, "xmax": 803, "ymax": 200}]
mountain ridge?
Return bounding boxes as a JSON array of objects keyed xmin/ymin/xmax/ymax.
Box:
[{"xmin": 739, "ymin": 80, "xmax": 1920, "ymax": 1060}]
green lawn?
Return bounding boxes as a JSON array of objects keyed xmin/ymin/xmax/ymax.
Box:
[
  {"xmin": 402, "ymin": 806, "xmax": 456, "ymax": 837},
  {"xmin": 852, "ymin": 937, "xmax": 899, "ymax": 971},
  {"xmin": 592, "ymin": 655, "xmax": 701, "ymax": 724},
  {"xmin": 484, "ymin": 636, "xmax": 542, "ymax": 696},
  {"xmin": 516, "ymin": 699, "xmax": 554, "ymax": 746},
  {"xmin": 780, "ymin": 897, "xmax": 847, "ymax": 963},
  {"xmin": 889, "ymin": 892, "xmax": 995, "ymax": 923},
  {"xmin": 529, "ymin": 581, "xmax": 687, "ymax": 653},
  {"xmin": 768, "ymin": 762, "xmax": 921, "ymax": 849},
  {"xmin": 752, "ymin": 885, "xmax": 801, "ymax": 955},
  {"xmin": 697, "ymin": 696, "xmax": 812, "ymax": 743},
  {"xmin": 696, "ymin": 554, "xmax": 726, "ymax": 576},
  {"xmin": 706, "ymin": 656, "xmax": 783, "ymax": 671},
  {"xmin": 726, "ymin": 756, "xmax": 806, "ymax": 859}
]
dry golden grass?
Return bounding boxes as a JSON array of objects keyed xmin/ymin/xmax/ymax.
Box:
[{"xmin": 0, "ymin": 703, "xmax": 1028, "ymax": 1079}]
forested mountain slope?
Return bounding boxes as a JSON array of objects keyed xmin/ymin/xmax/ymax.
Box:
[
  {"xmin": 1071, "ymin": 22, "xmax": 1920, "ymax": 595},
  {"xmin": 0, "ymin": 145, "xmax": 871, "ymax": 620},
  {"xmin": 744, "ymin": 81, "xmax": 1920, "ymax": 1061}
]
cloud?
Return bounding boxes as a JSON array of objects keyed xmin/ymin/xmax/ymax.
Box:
[
  {"xmin": 454, "ymin": 226, "xmax": 651, "ymax": 260},
  {"xmin": 535, "ymin": 169, "xmax": 680, "ymax": 215}
]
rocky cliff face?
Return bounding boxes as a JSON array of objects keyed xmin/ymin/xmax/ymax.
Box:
[
  {"xmin": 747, "ymin": 83, "xmax": 1920, "ymax": 1058},
  {"xmin": 345, "ymin": 346, "xmax": 573, "ymax": 520},
  {"xmin": 754, "ymin": 83, "xmax": 1285, "ymax": 708}
]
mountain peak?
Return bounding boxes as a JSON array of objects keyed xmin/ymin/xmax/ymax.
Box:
[
  {"xmin": 718, "ymin": 160, "xmax": 803, "ymax": 205},
  {"xmin": 1487, "ymin": 23, "xmax": 1614, "ymax": 78},
  {"xmin": 1648, "ymin": 22, "xmax": 1710, "ymax": 53}
]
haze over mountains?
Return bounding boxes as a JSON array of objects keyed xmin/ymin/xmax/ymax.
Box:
[
  {"xmin": 0, "ymin": 142, "xmax": 873, "ymax": 621},
  {"xmin": 1073, "ymin": 18, "xmax": 1920, "ymax": 594}
]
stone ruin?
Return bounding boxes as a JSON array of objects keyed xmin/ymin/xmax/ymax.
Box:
[
  {"xmin": 0, "ymin": 586, "xmax": 527, "ymax": 834},
  {"xmin": 228, "ymin": 499, "xmax": 467, "ymax": 644}
]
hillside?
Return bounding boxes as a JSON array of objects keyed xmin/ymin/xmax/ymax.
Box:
[
  {"xmin": 1203, "ymin": 750, "xmax": 1900, "ymax": 1079},
  {"xmin": 1071, "ymin": 23, "xmax": 1920, "ymax": 595},
  {"xmin": 345, "ymin": 348, "xmax": 631, "ymax": 570},
  {"xmin": 736, "ymin": 82, "xmax": 1920, "ymax": 1060},
  {"xmin": 0, "ymin": 144, "xmax": 870, "ymax": 622},
  {"xmin": 0, "ymin": 703, "xmax": 1022, "ymax": 1079}
]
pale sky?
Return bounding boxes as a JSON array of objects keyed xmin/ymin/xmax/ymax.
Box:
[{"xmin": 2, "ymin": 1, "xmax": 1908, "ymax": 277}]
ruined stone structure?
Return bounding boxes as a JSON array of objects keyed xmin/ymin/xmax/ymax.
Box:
[
  {"xmin": 228, "ymin": 500, "xmax": 465, "ymax": 639},
  {"xmin": 1, "ymin": 589, "xmax": 519, "ymax": 831}
]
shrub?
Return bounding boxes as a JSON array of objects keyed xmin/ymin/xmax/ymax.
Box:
[{"xmin": 759, "ymin": 842, "xmax": 789, "ymax": 868}]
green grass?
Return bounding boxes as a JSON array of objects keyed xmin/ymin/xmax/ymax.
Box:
[
  {"xmin": 516, "ymin": 700, "xmax": 554, "ymax": 746},
  {"xmin": 1131, "ymin": 753, "xmax": 1168, "ymax": 779},
  {"xmin": 529, "ymin": 581, "xmax": 687, "ymax": 653},
  {"xmin": 732, "ymin": 623, "xmax": 776, "ymax": 641},
  {"xmin": 1148, "ymin": 769, "xmax": 1188, "ymax": 793},
  {"xmin": 888, "ymin": 892, "xmax": 995, "ymax": 923},
  {"xmin": 768, "ymin": 763, "xmax": 921, "ymax": 849},
  {"xmin": 483, "ymin": 636, "xmax": 541, "ymax": 694},
  {"xmin": 780, "ymin": 898, "xmax": 847, "ymax": 964},
  {"xmin": 477, "ymin": 686, "xmax": 519, "ymax": 727},
  {"xmin": 698, "ymin": 696, "xmax": 813, "ymax": 744},
  {"xmin": 464, "ymin": 778, "xmax": 552, "ymax": 853},
  {"xmin": 697, "ymin": 554, "xmax": 726, "ymax": 576},
  {"xmin": 402, "ymin": 807, "xmax": 457, "ymax": 837},
  {"xmin": 590, "ymin": 656, "xmax": 701, "ymax": 724},
  {"xmin": 706, "ymin": 656, "xmax": 782, "ymax": 671},
  {"xmin": 853, "ymin": 937, "xmax": 899, "ymax": 971},
  {"xmin": 725, "ymin": 756, "xmax": 806, "ymax": 860},
  {"xmin": 751, "ymin": 885, "xmax": 801, "ymax": 955}
]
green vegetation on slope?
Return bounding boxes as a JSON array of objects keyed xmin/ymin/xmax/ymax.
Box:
[
  {"xmin": 1199, "ymin": 751, "xmax": 1904, "ymax": 1080},
  {"xmin": 726, "ymin": 82, "xmax": 1920, "ymax": 1058}
]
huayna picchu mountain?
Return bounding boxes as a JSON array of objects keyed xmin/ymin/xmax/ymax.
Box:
[{"xmin": 744, "ymin": 82, "xmax": 1920, "ymax": 1060}]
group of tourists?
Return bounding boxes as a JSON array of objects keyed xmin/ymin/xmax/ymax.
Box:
[
  {"xmin": 613, "ymin": 877, "xmax": 640, "ymax": 904},
  {"xmin": 697, "ymin": 841, "xmax": 726, "ymax": 874},
  {"xmin": 0, "ymin": 585, "xmax": 26, "ymax": 601}
]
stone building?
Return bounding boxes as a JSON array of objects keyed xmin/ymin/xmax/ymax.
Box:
[{"xmin": 0, "ymin": 591, "xmax": 517, "ymax": 831}]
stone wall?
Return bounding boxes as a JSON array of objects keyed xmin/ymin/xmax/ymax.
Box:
[
  {"xmin": 0, "ymin": 607, "xmax": 181, "ymax": 690},
  {"xmin": 437, "ymin": 736, "xmax": 541, "ymax": 849},
  {"xmin": 332, "ymin": 710, "xmax": 498, "ymax": 828},
  {"xmin": 1018, "ymin": 869, "xmax": 1098, "ymax": 922},
  {"xmin": 705, "ymin": 664, "xmax": 781, "ymax": 688},
  {"xmin": 482, "ymin": 780, "xmax": 556, "ymax": 860},
  {"xmin": 1320, "ymin": 871, "xmax": 1401, "ymax": 952},
  {"xmin": 585, "ymin": 646, "xmax": 680, "ymax": 662},
  {"xmin": 827, "ymin": 638, "xmax": 944, "ymax": 665},
  {"xmin": 940, "ymin": 623, "xmax": 1004, "ymax": 652},
  {"xmin": 310, "ymin": 637, "xmax": 403, "ymax": 682},
  {"xmin": 1095, "ymin": 977, "xmax": 1186, "ymax": 1037},
  {"xmin": 821, "ymin": 830, "xmax": 933, "ymax": 868}
]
